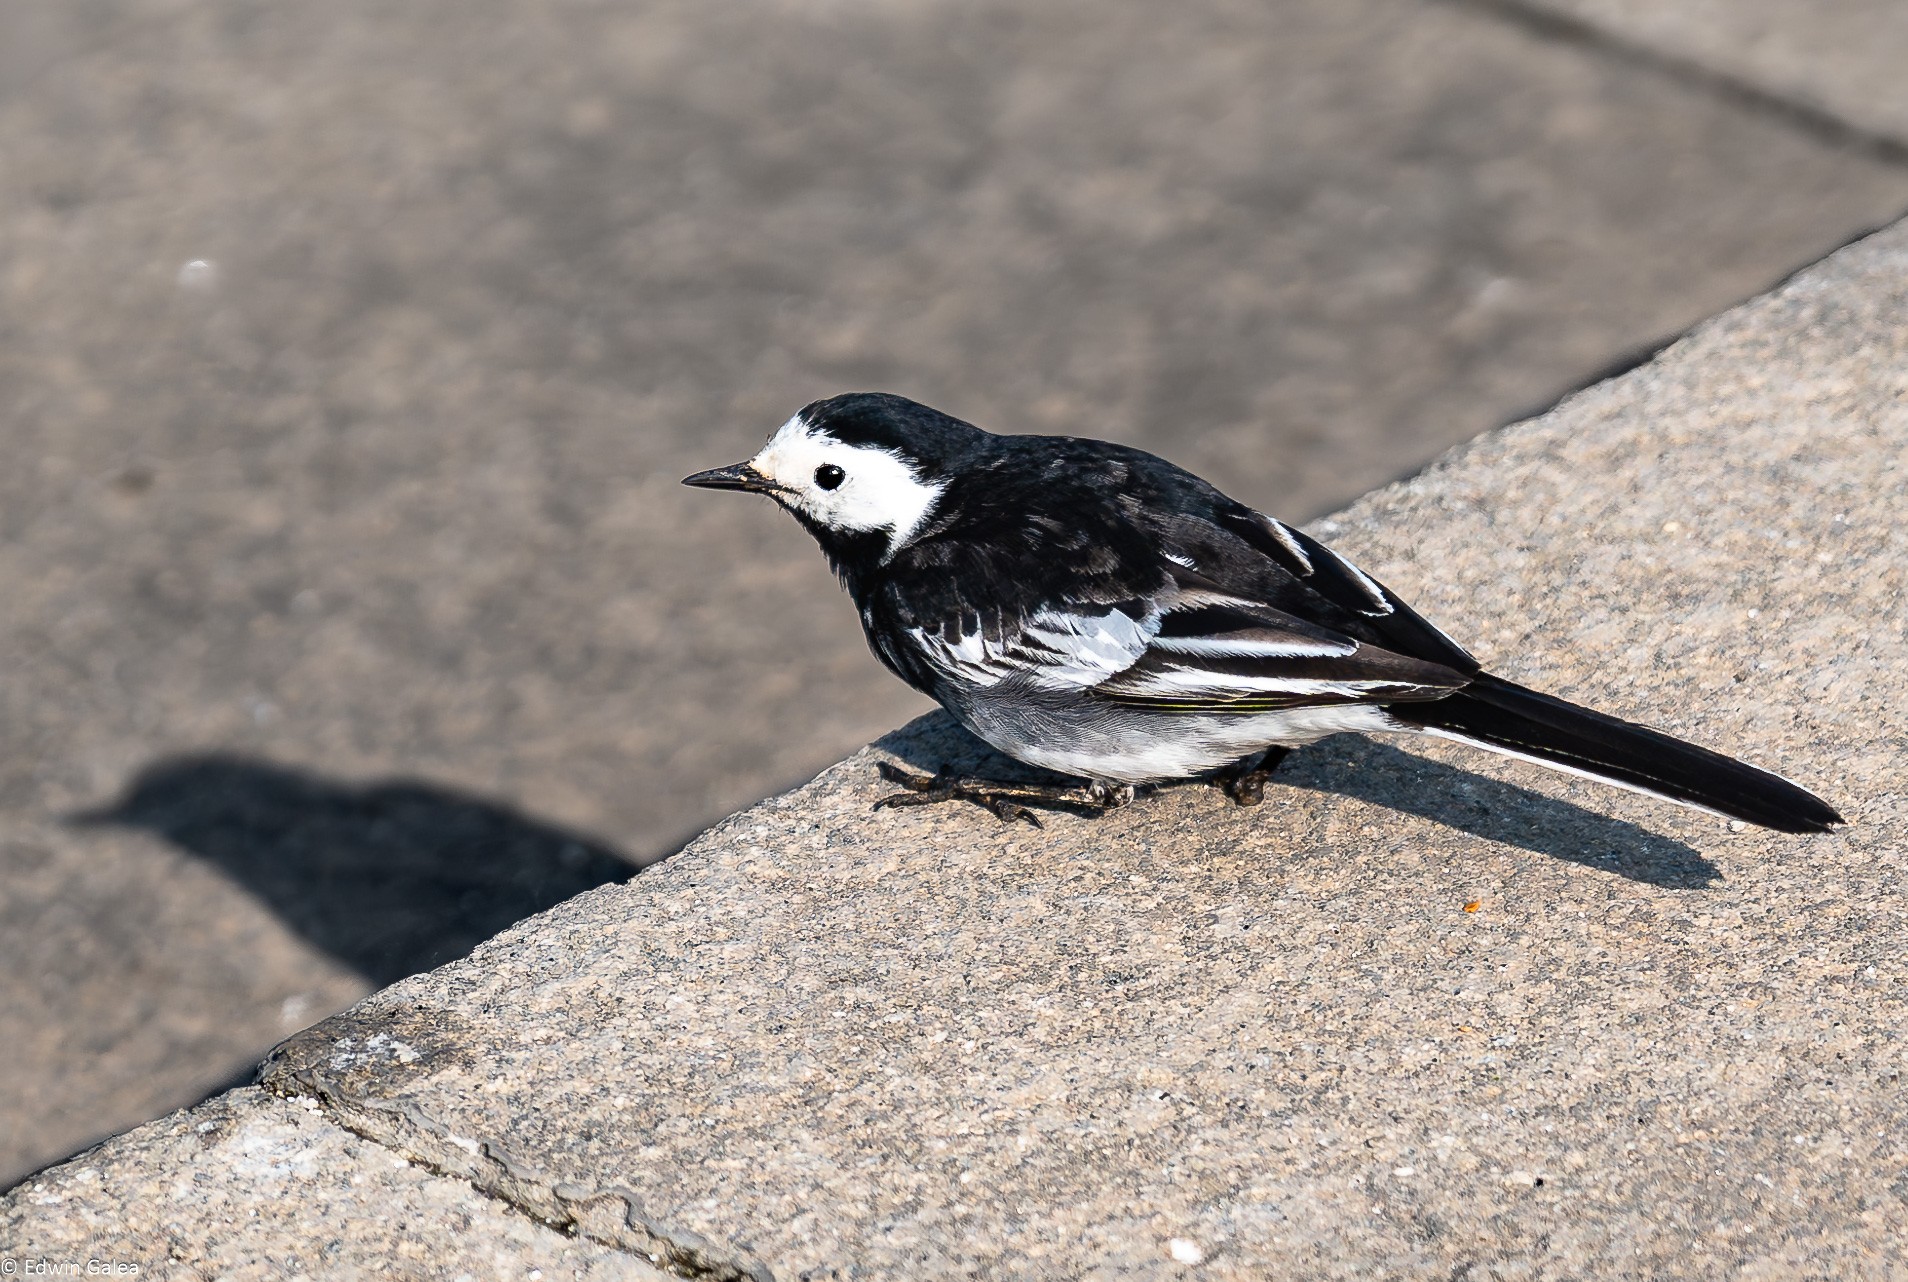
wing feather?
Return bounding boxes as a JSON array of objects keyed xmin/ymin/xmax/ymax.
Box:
[
  {"xmin": 907, "ymin": 560, "xmax": 1468, "ymax": 715},
  {"xmin": 1214, "ymin": 509, "xmax": 1480, "ymax": 671}
]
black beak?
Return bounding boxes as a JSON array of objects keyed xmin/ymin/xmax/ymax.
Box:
[{"xmin": 682, "ymin": 462, "xmax": 775, "ymax": 493}]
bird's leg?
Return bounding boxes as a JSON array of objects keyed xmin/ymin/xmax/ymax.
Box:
[
  {"xmin": 1212, "ymin": 746, "xmax": 1293, "ymax": 806},
  {"xmin": 873, "ymin": 761, "xmax": 1134, "ymax": 827}
]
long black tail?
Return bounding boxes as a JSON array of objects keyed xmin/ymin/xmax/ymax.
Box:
[{"xmin": 1386, "ymin": 673, "xmax": 1843, "ymax": 833}]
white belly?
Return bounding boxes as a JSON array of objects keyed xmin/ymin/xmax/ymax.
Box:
[{"xmin": 947, "ymin": 690, "xmax": 1398, "ymax": 784}]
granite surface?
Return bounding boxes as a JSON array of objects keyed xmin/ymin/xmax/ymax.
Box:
[
  {"xmin": 9, "ymin": 213, "xmax": 1895, "ymax": 1278},
  {"xmin": 0, "ymin": 1087, "xmax": 668, "ymax": 1280}
]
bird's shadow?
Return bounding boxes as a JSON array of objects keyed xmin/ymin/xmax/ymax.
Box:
[
  {"xmin": 80, "ymin": 724, "xmax": 1718, "ymax": 996},
  {"xmin": 72, "ymin": 754, "xmax": 639, "ymax": 986},
  {"xmin": 876, "ymin": 714, "xmax": 1721, "ymax": 889}
]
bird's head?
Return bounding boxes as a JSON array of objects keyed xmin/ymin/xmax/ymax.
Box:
[{"xmin": 683, "ymin": 392, "xmax": 982, "ymax": 568}]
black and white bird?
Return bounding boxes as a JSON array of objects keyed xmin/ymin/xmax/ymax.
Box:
[{"xmin": 685, "ymin": 393, "xmax": 1841, "ymax": 832}]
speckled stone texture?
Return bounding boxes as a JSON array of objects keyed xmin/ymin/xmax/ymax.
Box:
[
  {"xmin": 13, "ymin": 216, "xmax": 1893, "ymax": 1278},
  {"xmin": 0, "ymin": 1088, "xmax": 669, "ymax": 1281}
]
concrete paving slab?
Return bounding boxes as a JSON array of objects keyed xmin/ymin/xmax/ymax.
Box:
[
  {"xmin": 0, "ymin": 1088, "xmax": 670, "ymax": 1281},
  {"xmin": 1518, "ymin": 0, "xmax": 1908, "ymax": 145},
  {"xmin": 216, "ymin": 219, "xmax": 1908, "ymax": 1278},
  {"xmin": 5, "ymin": 0, "xmax": 1908, "ymax": 1189}
]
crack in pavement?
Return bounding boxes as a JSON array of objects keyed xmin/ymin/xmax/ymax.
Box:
[
  {"xmin": 1443, "ymin": 0, "xmax": 1908, "ymax": 168},
  {"xmin": 258, "ymin": 1015, "xmax": 777, "ymax": 1282}
]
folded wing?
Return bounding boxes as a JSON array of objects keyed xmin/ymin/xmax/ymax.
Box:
[
  {"xmin": 908, "ymin": 561, "xmax": 1469, "ymax": 714},
  {"xmin": 1092, "ymin": 569, "xmax": 1468, "ymax": 713},
  {"xmin": 1207, "ymin": 508, "xmax": 1482, "ymax": 674}
]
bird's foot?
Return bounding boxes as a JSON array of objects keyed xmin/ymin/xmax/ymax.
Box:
[
  {"xmin": 873, "ymin": 761, "xmax": 1134, "ymax": 828},
  {"xmin": 1211, "ymin": 746, "xmax": 1293, "ymax": 806}
]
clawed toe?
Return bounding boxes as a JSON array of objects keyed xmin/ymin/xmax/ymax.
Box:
[
  {"xmin": 1221, "ymin": 771, "xmax": 1269, "ymax": 806},
  {"xmin": 871, "ymin": 788, "xmax": 940, "ymax": 811},
  {"xmin": 977, "ymin": 795, "xmax": 1042, "ymax": 827},
  {"xmin": 874, "ymin": 761, "xmax": 942, "ymax": 797},
  {"xmin": 871, "ymin": 760, "xmax": 1122, "ymax": 825},
  {"xmin": 1212, "ymin": 746, "xmax": 1292, "ymax": 807}
]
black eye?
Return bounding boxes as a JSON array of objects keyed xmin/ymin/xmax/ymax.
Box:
[{"xmin": 814, "ymin": 463, "xmax": 845, "ymax": 490}]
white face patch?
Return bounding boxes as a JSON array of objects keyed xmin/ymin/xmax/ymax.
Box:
[{"xmin": 748, "ymin": 414, "xmax": 946, "ymax": 555}]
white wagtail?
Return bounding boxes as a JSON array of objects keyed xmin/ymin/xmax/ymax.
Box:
[{"xmin": 685, "ymin": 393, "xmax": 1842, "ymax": 832}]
